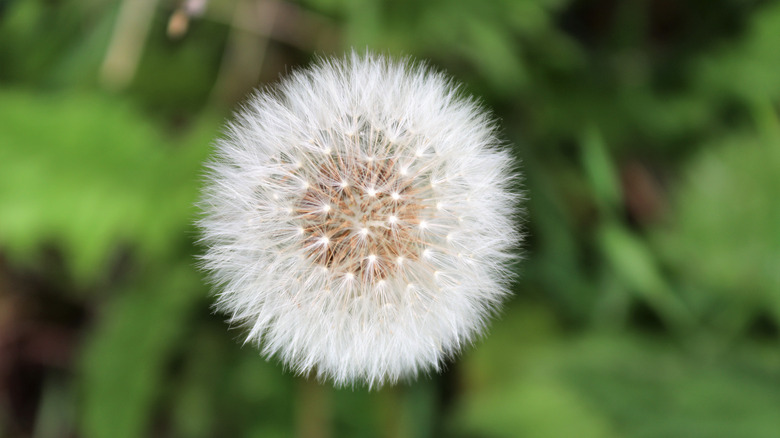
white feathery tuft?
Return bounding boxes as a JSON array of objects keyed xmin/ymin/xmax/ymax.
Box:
[{"xmin": 198, "ymin": 52, "xmax": 522, "ymax": 388}]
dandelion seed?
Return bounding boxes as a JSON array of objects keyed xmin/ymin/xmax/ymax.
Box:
[{"xmin": 198, "ymin": 52, "xmax": 521, "ymax": 388}]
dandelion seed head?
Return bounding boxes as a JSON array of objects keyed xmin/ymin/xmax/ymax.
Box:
[{"xmin": 198, "ymin": 52, "xmax": 521, "ymax": 388}]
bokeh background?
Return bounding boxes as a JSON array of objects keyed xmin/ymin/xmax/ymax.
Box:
[{"xmin": 2, "ymin": 0, "xmax": 780, "ymax": 437}]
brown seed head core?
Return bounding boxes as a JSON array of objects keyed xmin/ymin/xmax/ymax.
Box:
[{"xmin": 296, "ymin": 155, "xmax": 427, "ymax": 281}]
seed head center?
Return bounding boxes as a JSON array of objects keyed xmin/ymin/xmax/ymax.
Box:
[{"xmin": 296, "ymin": 156, "xmax": 424, "ymax": 280}]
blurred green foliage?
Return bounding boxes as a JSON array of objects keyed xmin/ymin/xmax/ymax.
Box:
[
  {"xmin": 1, "ymin": 0, "xmax": 780, "ymax": 437},
  {"xmin": 0, "ymin": 91, "xmax": 211, "ymax": 284}
]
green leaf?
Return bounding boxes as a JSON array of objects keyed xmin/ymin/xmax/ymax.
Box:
[
  {"xmin": 562, "ymin": 335, "xmax": 780, "ymax": 438},
  {"xmin": 0, "ymin": 90, "xmax": 214, "ymax": 287},
  {"xmin": 599, "ymin": 222, "xmax": 692, "ymax": 330},
  {"xmin": 697, "ymin": 2, "xmax": 780, "ymax": 102},
  {"xmin": 79, "ymin": 262, "xmax": 203, "ymax": 438},
  {"xmin": 456, "ymin": 378, "xmax": 617, "ymax": 438},
  {"xmin": 457, "ymin": 313, "xmax": 780, "ymax": 438},
  {"xmin": 653, "ymin": 131, "xmax": 780, "ymax": 326},
  {"xmin": 581, "ymin": 126, "xmax": 621, "ymax": 213}
]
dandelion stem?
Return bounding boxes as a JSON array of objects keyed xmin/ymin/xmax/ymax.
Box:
[{"xmin": 296, "ymin": 376, "xmax": 331, "ymax": 438}]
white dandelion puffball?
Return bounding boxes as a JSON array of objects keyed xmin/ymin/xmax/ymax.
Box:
[{"xmin": 199, "ymin": 53, "xmax": 520, "ymax": 387}]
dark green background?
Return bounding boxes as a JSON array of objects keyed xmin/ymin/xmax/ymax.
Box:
[{"xmin": 1, "ymin": 0, "xmax": 779, "ymax": 437}]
